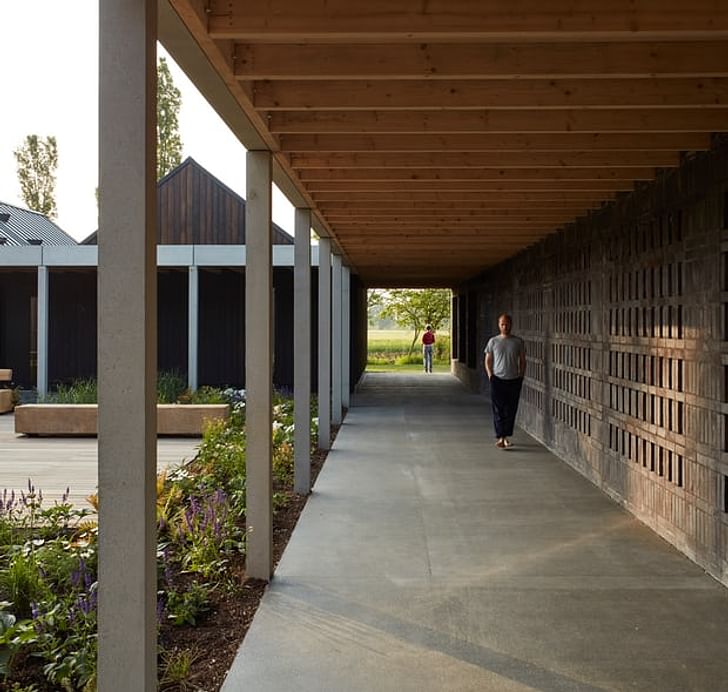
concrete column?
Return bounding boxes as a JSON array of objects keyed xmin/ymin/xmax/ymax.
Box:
[
  {"xmin": 36, "ymin": 266, "xmax": 48, "ymax": 397},
  {"xmin": 294, "ymin": 208, "xmax": 311, "ymax": 494},
  {"xmin": 98, "ymin": 1, "xmax": 157, "ymax": 689},
  {"xmin": 342, "ymin": 266, "xmax": 351, "ymax": 409},
  {"xmin": 188, "ymin": 266, "xmax": 199, "ymax": 391},
  {"xmin": 318, "ymin": 238, "xmax": 331, "ymax": 450},
  {"xmin": 245, "ymin": 150, "xmax": 273, "ymax": 580},
  {"xmin": 332, "ymin": 253, "xmax": 343, "ymax": 425}
]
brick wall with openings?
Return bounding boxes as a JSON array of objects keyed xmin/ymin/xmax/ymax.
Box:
[{"xmin": 456, "ymin": 137, "xmax": 728, "ymax": 586}]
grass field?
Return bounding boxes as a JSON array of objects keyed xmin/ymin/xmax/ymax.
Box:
[{"xmin": 367, "ymin": 328, "xmax": 450, "ymax": 372}]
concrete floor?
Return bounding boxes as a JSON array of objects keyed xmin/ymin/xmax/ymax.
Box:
[
  {"xmin": 0, "ymin": 412, "xmax": 199, "ymax": 507},
  {"xmin": 223, "ymin": 372, "xmax": 728, "ymax": 692}
]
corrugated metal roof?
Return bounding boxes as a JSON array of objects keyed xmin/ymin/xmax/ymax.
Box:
[{"xmin": 0, "ymin": 202, "xmax": 77, "ymax": 247}]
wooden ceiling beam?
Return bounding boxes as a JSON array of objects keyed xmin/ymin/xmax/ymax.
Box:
[
  {"xmin": 305, "ymin": 180, "xmax": 634, "ymax": 192},
  {"xmin": 349, "ymin": 251, "xmax": 531, "ymax": 263},
  {"xmin": 269, "ymin": 108, "xmax": 728, "ymax": 134},
  {"xmin": 314, "ymin": 191, "xmax": 610, "ymax": 202},
  {"xmin": 311, "ymin": 190, "xmax": 611, "ymax": 200},
  {"xmin": 338, "ymin": 230, "xmax": 552, "ymax": 238},
  {"xmin": 315, "ymin": 195, "xmax": 613, "ymax": 206},
  {"xmin": 234, "ymin": 41, "xmax": 728, "ymax": 80},
  {"xmin": 297, "ymin": 167, "xmax": 656, "ymax": 181},
  {"xmin": 326, "ymin": 211, "xmax": 578, "ymax": 219},
  {"xmin": 333, "ymin": 224, "xmax": 559, "ymax": 231},
  {"xmin": 344, "ymin": 243, "xmax": 542, "ymax": 250},
  {"xmin": 290, "ymin": 151, "xmax": 679, "ymax": 168},
  {"xmin": 207, "ymin": 1, "xmax": 728, "ymax": 40},
  {"xmin": 253, "ymin": 78, "xmax": 728, "ymax": 110},
  {"xmin": 280, "ymin": 132, "xmax": 709, "ymax": 152}
]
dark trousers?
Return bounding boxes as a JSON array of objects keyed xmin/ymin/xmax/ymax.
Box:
[{"xmin": 490, "ymin": 375, "xmax": 523, "ymax": 438}]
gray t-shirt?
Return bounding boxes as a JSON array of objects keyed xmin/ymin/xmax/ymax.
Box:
[{"xmin": 484, "ymin": 335, "xmax": 525, "ymax": 379}]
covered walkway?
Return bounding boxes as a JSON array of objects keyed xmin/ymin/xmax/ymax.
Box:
[{"xmin": 224, "ymin": 372, "xmax": 728, "ymax": 692}]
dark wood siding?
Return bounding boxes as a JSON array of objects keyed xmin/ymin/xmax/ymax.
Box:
[
  {"xmin": 0, "ymin": 270, "xmax": 36, "ymax": 389},
  {"xmin": 157, "ymin": 158, "xmax": 293, "ymax": 245},
  {"xmin": 2, "ymin": 265, "xmax": 364, "ymax": 394},
  {"xmin": 48, "ymin": 270, "xmax": 97, "ymax": 386},
  {"xmin": 350, "ymin": 275, "xmax": 367, "ymax": 390},
  {"xmin": 273, "ymin": 268, "xmax": 294, "ymax": 391},
  {"xmin": 199, "ymin": 268, "xmax": 245, "ymax": 387},
  {"xmin": 158, "ymin": 269, "xmax": 188, "ymax": 377}
]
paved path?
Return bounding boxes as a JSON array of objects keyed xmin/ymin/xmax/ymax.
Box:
[
  {"xmin": 223, "ymin": 372, "xmax": 728, "ymax": 692},
  {"xmin": 0, "ymin": 412, "xmax": 199, "ymax": 507}
]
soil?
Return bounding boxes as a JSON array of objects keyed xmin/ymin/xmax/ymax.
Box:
[
  {"xmin": 159, "ymin": 443, "xmax": 331, "ymax": 691},
  {"xmin": 3, "ymin": 430, "xmax": 335, "ymax": 692}
]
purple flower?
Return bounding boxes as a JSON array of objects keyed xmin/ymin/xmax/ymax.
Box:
[{"xmin": 162, "ymin": 549, "xmax": 173, "ymax": 585}]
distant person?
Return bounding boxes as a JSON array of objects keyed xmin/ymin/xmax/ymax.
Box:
[
  {"xmin": 422, "ymin": 325, "xmax": 435, "ymax": 373},
  {"xmin": 484, "ymin": 313, "xmax": 526, "ymax": 449}
]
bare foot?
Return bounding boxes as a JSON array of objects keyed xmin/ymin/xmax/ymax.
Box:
[
  {"xmin": 504, "ymin": 439, "xmax": 513, "ymax": 448},
  {"xmin": 495, "ymin": 439, "xmax": 506, "ymax": 449}
]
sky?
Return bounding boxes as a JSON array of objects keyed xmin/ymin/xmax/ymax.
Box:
[{"xmin": 0, "ymin": 1, "xmax": 294, "ymax": 242}]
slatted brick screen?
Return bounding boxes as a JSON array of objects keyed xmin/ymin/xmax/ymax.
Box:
[{"xmin": 454, "ymin": 137, "xmax": 728, "ymax": 586}]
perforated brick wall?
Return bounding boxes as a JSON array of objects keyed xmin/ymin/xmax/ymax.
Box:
[{"xmin": 454, "ymin": 138, "xmax": 728, "ymax": 586}]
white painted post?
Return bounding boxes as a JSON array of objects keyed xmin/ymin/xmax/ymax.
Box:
[
  {"xmin": 294, "ymin": 208, "xmax": 311, "ymax": 494},
  {"xmin": 342, "ymin": 266, "xmax": 351, "ymax": 410},
  {"xmin": 245, "ymin": 150, "xmax": 273, "ymax": 581},
  {"xmin": 188, "ymin": 266, "xmax": 199, "ymax": 391},
  {"xmin": 332, "ymin": 253, "xmax": 342, "ymax": 425},
  {"xmin": 318, "ymin": 238, "xmax": 331, "ymax": 450},
  {"xmin": 98, "ymin": 0, "xmax": 157, "ymax": 688},
  {"xmin": 36, "ymin": 266, "xmax": 48, "ymax": 397}
]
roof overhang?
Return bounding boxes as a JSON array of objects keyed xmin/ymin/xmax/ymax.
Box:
[{"xmin": 160, "ymin": 0, "xmax": 728, "ymax": 287}]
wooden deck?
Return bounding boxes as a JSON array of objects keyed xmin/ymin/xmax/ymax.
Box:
[{"xmin": 0, "ymin": 412, "xmax": 199, "ymax": 509}]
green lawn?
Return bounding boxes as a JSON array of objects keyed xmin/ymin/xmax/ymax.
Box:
[
  {"xmin": 366, "ymin": 362, "xmax": 451, "ymax": 373},
  {"xmin": 367, "ymin": 328, "xmax": 450, "ymax": 372}
]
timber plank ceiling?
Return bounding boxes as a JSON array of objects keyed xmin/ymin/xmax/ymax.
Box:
[{"xmin": 164, "ymin": 0, "xmax": 728, "ymax": 287}]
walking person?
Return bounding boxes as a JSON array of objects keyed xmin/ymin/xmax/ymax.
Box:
[
  {"xmin": 422, "ymin": 325, "xmax": 435, "ymax": 373},
  {"xmin": 484, "ymin": 313, "xmax": 526, "ymax": 449}
]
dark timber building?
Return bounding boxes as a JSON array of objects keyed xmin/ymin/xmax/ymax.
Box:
[{"xmin": 0, "ymin": 159, "xmax": 367, "ymax": 392}]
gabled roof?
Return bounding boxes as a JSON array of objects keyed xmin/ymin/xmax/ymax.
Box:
[
  {"xmin": 83, "ymin": 157, "xmax": 294, "ymax": 246},
  {"xmin": 0, "ymin": 202, "xmax": 77, "ymax": 247}
]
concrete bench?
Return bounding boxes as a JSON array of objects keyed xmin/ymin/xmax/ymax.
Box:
[
  {"xmin": 0, "ymin": 369, "xmax": 12, "ymax": 414},
  {"xmin": 14, "ymin": 403, "xmax": 229, "ymax": 437}
]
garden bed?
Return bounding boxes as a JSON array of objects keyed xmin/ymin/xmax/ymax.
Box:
[
  {"xmin": 14, "ymin": 403, "xmax": 230, "ymax": 437},
  {"xmin": 1, "ymin": 392, "xmax": 331, "ymax": 691}
]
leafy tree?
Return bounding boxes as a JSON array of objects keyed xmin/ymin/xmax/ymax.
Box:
[
  {"xmin": 379, "ymin": 289, "xmax": 451, "ymax": 355},
  {"xmin": 157, "ymin": 56, "xmax": 183, "ymax": 179},
  {"xmin": 13, "ymin": 135, "xmax": 58, "ymax": 218}
]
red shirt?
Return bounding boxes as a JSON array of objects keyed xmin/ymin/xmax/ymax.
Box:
[{"xmin": 422, "ymin": 331, "xmax": 435, "ymax": 345}]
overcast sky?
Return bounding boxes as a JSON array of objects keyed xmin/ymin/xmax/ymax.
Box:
[{"xmin": 0, "ymin": 1, "xmax": 293, "ymax": 241}]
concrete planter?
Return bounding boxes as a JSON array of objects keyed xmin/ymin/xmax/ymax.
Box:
[
  {"xmin": 14, "ymin": 403, "xmax": 229, "ymax": 437},
  {"xmin": 0, "ymin": 390, "xmax": 13, "ymax": 414},
  {"xmin": 0, "ymin": 369, "xmax": 12, "ymax": 414}
]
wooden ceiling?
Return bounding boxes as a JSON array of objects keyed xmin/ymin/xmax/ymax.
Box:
[{"xmin": 166, "ymin": 0, "xmax": 728, "ymax": 287}]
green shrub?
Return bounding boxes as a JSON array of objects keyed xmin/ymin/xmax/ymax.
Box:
[
  {"xmin": 0, "ymin": 554, "xmax": 49, "ymax": 619},
  {"xmin": 165, "ymin": 582, "xmax": 211, "ymax": 626},
  {"xmin": 395, "ymin": 354, "xmax": 422, "ymax": 366},
  {"xmin": 187, "ymin": 386, "xmax": 227, "ymax": 405},
  {"xmin": 157, "ymin": 371, "xmax": 187, "ymax": 404},
  {"xmin": 159, "ymin": 646, "xmax": 200, "ymax": 690},
  {"xmin": 434, "ymin": 335, "xmax": 451, "ymax": 362},
  {"xmin": 41, "ymin": 378, "xmax": 97, "ymax": 404}
]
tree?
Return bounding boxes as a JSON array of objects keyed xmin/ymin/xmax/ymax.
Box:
[
  {"xmin": 14, "ymin": 135, "xmax": 58, "ymax": 218},
  {"xmin": 379, "ymin": 289, "xmax": 451, "ymax": 355},
  {"xmin": 157, "ymin": 56, "xmax": 183, "ymax": 179}
]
